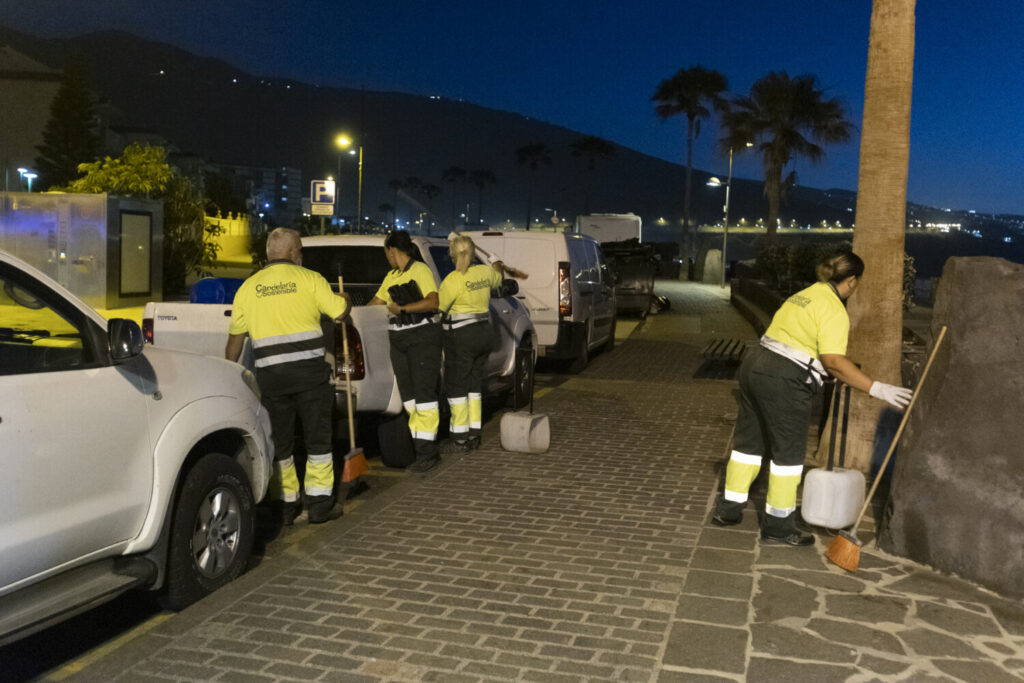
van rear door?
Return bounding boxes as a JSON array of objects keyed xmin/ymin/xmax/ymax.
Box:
[{"xmin": 472, "ymin": 234, "xmax": 559, "ymax": 348}]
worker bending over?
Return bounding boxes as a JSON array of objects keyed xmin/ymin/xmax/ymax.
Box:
[{"xmin": 713, "ymin": 250, "xmax": 912, "ymax": 546}]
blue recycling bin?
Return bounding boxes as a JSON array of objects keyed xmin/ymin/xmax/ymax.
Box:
[{"xmin": 190, "ymin": 277, "xmax": 245, "ymax": 304}]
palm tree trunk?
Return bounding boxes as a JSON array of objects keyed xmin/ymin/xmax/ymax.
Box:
[
  {"xmin": 844, "ymin": 0, "xmax": 916, "ymax": 472},
  {"xmin": 683, "ymin": 117, "xmax": 695, "ymax": 258},
  {"xmin": 525, "ymin": 179, "xmax": 533, "ymax": 231},
  {"xmin": 765, "ymin": 162, "xmax": 782, "ymax": 246}
]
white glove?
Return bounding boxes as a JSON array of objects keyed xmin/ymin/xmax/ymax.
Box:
[
  {"xmin": 486, "ymin": 253, "xmax": 500, "ymax": 264},
  {"xmin": 870, "ymin": 381, "xmax": 913, "ymax": 409}
]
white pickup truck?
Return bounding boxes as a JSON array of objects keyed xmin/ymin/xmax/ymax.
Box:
[
  {"xmin": 143, "ymin": 234, "xmax": 536, "ymax": 466},
  {"xmin": 0, "ymin": 249, "xmax": 273, "ymax": 646}
]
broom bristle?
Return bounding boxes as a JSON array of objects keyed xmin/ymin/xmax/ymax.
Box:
[
  {"xmin": 342, "ymin": 449, "xmax": 368, "ymax": 483},
  {"xmin": 825, "ymin": 531, "xmax": 862, "ymax": 572}
]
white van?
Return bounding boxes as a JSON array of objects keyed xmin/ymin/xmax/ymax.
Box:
[{"xmin": 470, "ymin": 230, "xmax": 616, "ymax": 373}]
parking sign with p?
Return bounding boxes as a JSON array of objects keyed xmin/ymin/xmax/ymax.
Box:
[{"xmin": 311, "ymin": 179, "xmax": 336, "ymax": 216}]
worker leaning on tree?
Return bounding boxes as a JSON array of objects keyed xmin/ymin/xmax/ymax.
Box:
[
  {"xmin": 437, "ymin": 234, "xmax": 525, "ymax": 453},
  {"xmin": 225, "ymin": 228, "xmax": 351, "ymax": 525},
  {"xmin": 368, "ymin": 230, "xmax": 444, "ymax": 473},
  {"xmin": 713, "ymin": 250, "xmax": 912, "ymax": 546}
]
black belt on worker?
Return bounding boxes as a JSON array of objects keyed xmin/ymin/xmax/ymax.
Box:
[{"xmin": 388, "ymin": 312, "xmax": 440, "ymax": 331}]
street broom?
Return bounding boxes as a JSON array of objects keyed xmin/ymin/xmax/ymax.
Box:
[
  {"xmin": 338, "ymin": 276, "xmax": 368, "ymax": 484},
  {"xmin": 825, "ymin": 325, "xmax": 947, "ymax": 572}
]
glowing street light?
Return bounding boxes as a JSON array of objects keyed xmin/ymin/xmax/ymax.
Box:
[
  {"xmin": 335, "ymin": 134, "xmax": 364, "ymax": 233},
  {"xmin": 22, "ymin": 172, "xmax": 38, "ymax": 192}
]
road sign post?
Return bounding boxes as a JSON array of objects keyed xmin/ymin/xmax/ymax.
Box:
[{"xmin": 311, "ymin": 180, "xmax": 336, "ymax": 234}]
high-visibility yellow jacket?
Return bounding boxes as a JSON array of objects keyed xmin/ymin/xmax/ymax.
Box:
[
  {"xmin": 229, "ymin": 260, "xmax": 348, "ymax": 395},
  {"xmin": 765, "ymin": 281, "xmax": 849, "ymax": 359},
  {"xmin": 439, "ymin": 264, "xmax": 502, "ymax": 315}
]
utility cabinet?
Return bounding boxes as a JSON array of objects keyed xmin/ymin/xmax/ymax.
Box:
[{"xmin": 0, "ymin": 192, "xmax": 164, "ymax": 309}]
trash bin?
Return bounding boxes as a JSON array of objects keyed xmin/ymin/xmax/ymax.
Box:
[{"xmin": 190, "ymin": 277, "xmax": 245, "ymax": 304}]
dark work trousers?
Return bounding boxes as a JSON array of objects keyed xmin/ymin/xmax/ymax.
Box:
[
  {"xmin": 261, "ymin": 380, "xmax": 335, "ymax": 518},
  {"xmin": 389, "ymin": 323, "xmax": 443, "ymax": 463},
  {"xmin": 718, "ymin": 346, "xmax": 816, "ymax": 536},
  {"xmin": 443, "ymin": 320, "xmax": 495, "ymax": 442}
]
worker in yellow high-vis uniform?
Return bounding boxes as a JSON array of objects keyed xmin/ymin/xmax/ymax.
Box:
[
  {"xmin": 437, "ymin": 234, "xmax": 524, "ymax": 453},
  {"xmin": 713, "ymin": 251, "xmax": 912, "ymax": 546},
  {"xmin": 226, "ymin": 228, "xmax": 350, "ymax": 525},
  {"xmin": 368, "ymin": 231, "xmax": 443, "ymax": 472}
]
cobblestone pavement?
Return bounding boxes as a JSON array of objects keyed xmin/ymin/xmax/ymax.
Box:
[{"xmin": 69, "ymin": 282, "xmax": 1024, "ymax": 682}]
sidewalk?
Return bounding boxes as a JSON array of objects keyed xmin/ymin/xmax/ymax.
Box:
[{"xmin": 69, "ymin": 282, "xmax": 1024, "ymax": 682}]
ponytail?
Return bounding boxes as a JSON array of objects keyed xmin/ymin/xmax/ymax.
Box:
[
  {"xmin": 448, "ymin": 234, "xmax": 474, "ymax": 272},
  {"xmin": 384, "ymin": 230, "xmax": 418, "ymax": 260},
  {"xmin": 816, "ymin": 250, "xmax": 865, "ymax": 284}
]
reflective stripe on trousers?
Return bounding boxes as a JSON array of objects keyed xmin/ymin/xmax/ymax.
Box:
[
  {"xmin": 410, "ymin": 400, "xmax": 439, "ymax": 442},
  {"xmin": 447, "ymin": 395, "xmax": 470, "ymax": 434},
  {"xmin": 765, "ymin": 461, "xmax": 802, "ymax": 517},
  {"xmin": 723, "ymin": 451, "xmax": 762, "ymax": 503},
  {"xmin": 468, "ymin": 392, "xmax": 482, "ymax": 431},
  {"xmin": 723, "ymin": 451, "xmax": 802, "ymax": 517},
  {"xmin": 304, "ymin": 451, "xmax": 334, "ymax": 498},
  {"xmin": 271, "ymin": 456, "xmax": 301, "ymax": 503}
]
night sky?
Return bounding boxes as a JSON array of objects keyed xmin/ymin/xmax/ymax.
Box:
[{"xmin": 4, "ymin": 1, "xmax": 1022, "ymax": 214}]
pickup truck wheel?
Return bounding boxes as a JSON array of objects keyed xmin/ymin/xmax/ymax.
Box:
[
  {"xmin": 161, "ymin": 453, "xmax": 254, "ymax": 611},
  {"xmin": 377, "ymin": 413, "xmax": 416, "ymax": 468},
  {"xmin": 510, "ymin": 340, "xmax": 535, "ymax": 409}
]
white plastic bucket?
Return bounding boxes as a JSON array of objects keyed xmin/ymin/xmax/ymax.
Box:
[
  {"xmin": 801, "ymin": 467, "xmax": 865, "ymax": 529},
  {"xmin": 500, "ymin": 411, "xmax": 550, "ymax": 454}
]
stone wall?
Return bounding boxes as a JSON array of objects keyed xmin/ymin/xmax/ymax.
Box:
[{"xmin": 879, "ymin": 257, "xmax": 1024, "ymax": 599}]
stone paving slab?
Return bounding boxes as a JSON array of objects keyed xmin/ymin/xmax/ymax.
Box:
[{"xmin": 64, "ymin": 282, "xmax": 1024, "ymax": 682}]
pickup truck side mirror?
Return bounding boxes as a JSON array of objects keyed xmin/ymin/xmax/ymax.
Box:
[
  {"xmin": 109, "ymin": 318, "xmax": 144, "ymax": 362},
  {"xmin": 493, "ymin": 279, "xmax": 519, "ymax": 298}
]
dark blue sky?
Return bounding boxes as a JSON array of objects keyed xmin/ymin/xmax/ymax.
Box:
[{"xmin": 5, "ymin": 1, "xmax": 1022, "ymax": 214}]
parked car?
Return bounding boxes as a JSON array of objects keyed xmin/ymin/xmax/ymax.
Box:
[
  {"xmin": 142, "ymin": 234, "xmax": 536, "ymax": 467},
  {"xmin": 469, "ymin": 230, "xmax": 616, "ymax": 373},
  {"xmin": 0, "ymin": 249, "xmax": 273, "ymax": 646}
]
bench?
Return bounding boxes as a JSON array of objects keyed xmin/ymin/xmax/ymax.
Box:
[{"xmin": 694, "ymin": 338, "xmax": 747, "ymax": 379}]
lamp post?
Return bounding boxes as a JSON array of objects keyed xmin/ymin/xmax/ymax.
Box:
[
  {"xmin": 23, "ymin": 172, "xmax": 37, "ymax": 193},
  {"xmin": 335, "ymin": 134, "xmax": 364, "ymax": 233},
  {"xmin": 707, "ymin": 142, "xmax": 752, "ymax": 288}
]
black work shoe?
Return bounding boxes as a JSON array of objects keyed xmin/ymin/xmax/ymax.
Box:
[
  {"xmin": 760, "ymin": 530, "xmax": 815, "ymax": 546},
  {"xmin": 280, "ymin": 503, "xmax": 301, "ymax": 527},
  {"xmin": 308, "ymin": 503, "xmax": 343, "ymax": 524},
  {"xmin": 712, "ymin": 511, "xmax": 742, "ymax": 527},
  {"xmin": 466, "ymin": 436, "xmax": 481, "ymax": 451},
  {"xmin": 440, "ymin": 439, "xmax": 471, "ymax": 455},
  {"xmin": 407, "ymin": 456, "xmax": 441, "ymax": 473}
]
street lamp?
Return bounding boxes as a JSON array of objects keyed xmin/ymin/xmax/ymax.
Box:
[
  {"xmin": 23, "ymin": 172, "xmax": 37, "ymax": 193},
  {"xmin": 707, "ymin": 142, "xmax": 753, "ymax": 288},
  {"xmin": 335, "ymin": 134, "xmax": 364, "ymax": 233}
]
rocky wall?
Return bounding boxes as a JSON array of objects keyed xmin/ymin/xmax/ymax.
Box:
[{"xmin": 879, "ymin": 257, "xmax": 1024, "ymax": 599}]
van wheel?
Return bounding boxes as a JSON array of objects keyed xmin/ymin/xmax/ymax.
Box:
[
  {"xmin": 603, "ymin": 317, "xmax": 617, "ymax": 352},
  {"xmin": 566, "ymin": 327, "xmax": 589, "ymax": 374},
  {"xmin": 510, "ymin": 339, "xmax": 535, "ymax": 409},
  {"xmin": 161, "ymin": 453, "xmax": 254, "ymax": 611},
  {"xmin": 377, "ymin": 412, "xmax": 416, "ymax": 468}
]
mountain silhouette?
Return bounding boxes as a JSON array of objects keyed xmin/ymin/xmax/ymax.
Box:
[{"xmin": 0, "ymin": 25, "xmax": 897, "ymax": 238}]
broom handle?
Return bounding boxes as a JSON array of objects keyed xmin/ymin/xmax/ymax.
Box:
[
  {"xmin": 848, "ymin": 325, "xmax": 947, "ymax": 531},
  {"xmin": 451, "ymin": 231, "xmax": 528, "ymax": 278},
  {"xmin": 338, "ymin": 276, "xmax": 356, "ymax": 450}
]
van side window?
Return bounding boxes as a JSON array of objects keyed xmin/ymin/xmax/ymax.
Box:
[{"xmin": 583, "ymin": 241, "xmax": 600, "ymax": 284}]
